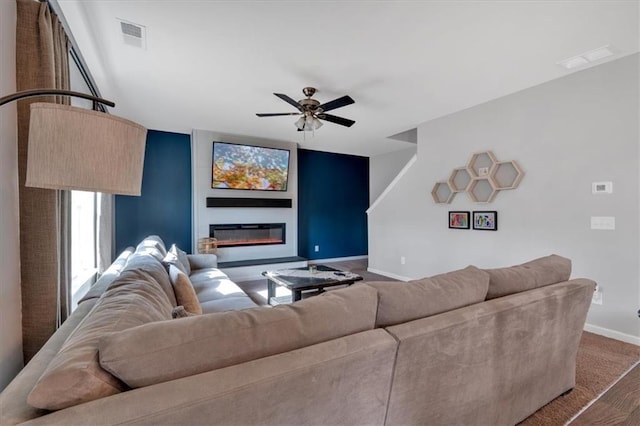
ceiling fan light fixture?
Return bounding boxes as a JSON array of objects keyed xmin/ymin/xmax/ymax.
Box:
[
  {"xmin": 259, "ymin": 87, "xmax": 355, "ymax": 132},
  {"xmin": 305, "ymin": 115, "xmax": 314, "ymax": 126}
]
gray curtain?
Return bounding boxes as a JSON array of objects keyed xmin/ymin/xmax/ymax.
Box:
[{"xmin": 16, "ymin": 0, "xmax": 71, "ymax": 362}]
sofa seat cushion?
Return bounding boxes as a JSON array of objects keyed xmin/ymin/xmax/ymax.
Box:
[
  {"xmin": 367, "ymin": 266, "xmax": 490, "ymax": 327},
  {"xmin": 189, "ymin": 268, "xmax": 258, "ymax": 312},
  {"xmin": 190, "ymin": 272, "xmax": 248, "ymax": 300},
  {"xmin": 98, "ymin": 284, "xmax": 378, "ymax": 388},
  {"xmin": 200, "ymin": 296, "xmax": 260, "ymax": 314},
  {"xmin": 26, "ymin": 269, "xmax": 174, "ymax": 411},
  {"xmin": 484, "ymin": 254, "xmax": 571, "ymax": 300},
  {"xmin": 189, "ymin": 267, "xmax": 230, "ymax": 286}
]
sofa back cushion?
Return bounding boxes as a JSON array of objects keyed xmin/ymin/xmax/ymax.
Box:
[
  {"xmin": 98, "ymin": 284, "xmax": 378, "ymax": 388},
  {"xmin": 367, "ymin": 266, "xmax": 490, "ymax": 327},
  {"xmin": 134, "ymin": 234, "xmax": 167, "ymax": 261},
  {"xmin": 122, "ymin": 252, "xmax": 177, "ymax": 307},
  {"xmin": 484, "ymin": 254, "xmax": 571, "ymax": 300},
  {"xmin": 27, "ymin": 269, "xmax": 174, "ymax": 411}
]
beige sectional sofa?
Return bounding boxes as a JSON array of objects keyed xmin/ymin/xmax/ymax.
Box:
[{"xmin": 0, "ymin": 235, "xmax": 595, "ymax": 425}]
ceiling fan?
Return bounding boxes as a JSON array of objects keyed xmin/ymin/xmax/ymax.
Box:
[{"xmin": 256, "ymin": 87, "xmax": 355, "ymax": 131}]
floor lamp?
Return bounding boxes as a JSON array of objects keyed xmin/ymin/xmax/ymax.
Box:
[{"xmin": 0, "ymin": 89, "xmax": 147, "ymax": 195}]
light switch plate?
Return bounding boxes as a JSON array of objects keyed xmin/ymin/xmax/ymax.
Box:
[{"xmin": 590, "ymin": 216, "xmax": 615, "ymax": 230}]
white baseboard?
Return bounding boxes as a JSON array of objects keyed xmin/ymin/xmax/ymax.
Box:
[
  {"xmin": 310, "ymin": 255, "xmax": 368, "ymax": 264},
  {"xmin": 367, "ymin": 267, "xmax": 411, "ymax": 282},
  {"xmin": 584, "ymin": 323, "xmax": 640, "ymax": 346}
]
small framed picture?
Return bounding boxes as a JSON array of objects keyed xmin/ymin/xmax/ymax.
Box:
[
  {"xmin": 473, "ymin": 211, "xmax": 498, "ymax": 231},
  {"xmin": 449, "ymin": 211, "xmax": 470, "ymax": 229}
]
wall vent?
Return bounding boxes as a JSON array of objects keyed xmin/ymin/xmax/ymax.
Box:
[{"xmin": 117, "ymin": 19, "xmax": 146, "ymax": 49}]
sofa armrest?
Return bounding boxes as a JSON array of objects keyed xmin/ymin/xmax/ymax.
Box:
[
  {"xmin": 23, "ymin": 330, "xmax": 396, "ymax": 426},
  {"xmin": 187, "ymin": 254, "xmax": 218, "ymax": 270},
  {"xmin": 0, "ymin": 300, "xmax": 97, "ymax": 426}
]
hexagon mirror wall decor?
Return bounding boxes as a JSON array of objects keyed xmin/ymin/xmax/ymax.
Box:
[
  {"xmin": 431, "ymin": 151, "xmax": 524, "ymax": 204},
  {"xmin": 448, "ymin": 167, "xmax": 472, "ymax": 193},
  {"xmin": 431, "ymin": 181, "xmax": 454, "ymax": 204},
  {"xmin": 467, "ymin": 177, "xmax": 498, "ymax": 203},
  {"xmin": 492, "ymin": 160, "xmax": 524, "ymax": 190},
  {"xmin": 467, "ymin": 151, "xmax": 497, "ymax": 178}
]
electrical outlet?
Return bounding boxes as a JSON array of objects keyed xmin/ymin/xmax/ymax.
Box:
[
  {"xmin": 592, "ymin": 287, "xmax": 603, "ymax": 305},
  {"xmin": 478, "ymin": 167, "xmax": 489, "ymax": 176},
  {"xmin": 314, "ymin": 245, "xmax": 319, "ymax": 252},
  {"xmin": 400, "ymin": 256, "xmax": 406, "ymax": 265}
]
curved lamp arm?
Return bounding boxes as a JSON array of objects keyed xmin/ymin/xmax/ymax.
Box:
[{"xmin": 0, "ymin": 89, "xmax": 115, "ymax": 108}]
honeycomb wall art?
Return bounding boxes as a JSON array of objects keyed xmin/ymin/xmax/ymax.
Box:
[{"xmin": 431, "ymin": 150, "xmax": 524, "ymax": 204}]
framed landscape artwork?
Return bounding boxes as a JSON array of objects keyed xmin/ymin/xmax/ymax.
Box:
[
  {"xmin": 473, "ymin": 211, "xmax": 498, "ymax": 231},
  {"xmin": 449, "ymin": 211, "xmax": 470, "ymax": 229}
]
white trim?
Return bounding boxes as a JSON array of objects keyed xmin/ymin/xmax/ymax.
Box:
[
  {"xmin": 584, "ymin": 323, "xmax": 640, "ymax": 346},
  {"xmin": 367, "ymin": 154, "xmax": 417, "ymax": 214},
  {"xmin": 367, "ymin": 267, "xmax": 411, "ymax": 282},
  {"xmin": 190, "ymin": 131, "xmax": 197, "ymax": 254},
  {"xmin": 310, "ymin": 255, "xmax": 368, "ymax": 264}
]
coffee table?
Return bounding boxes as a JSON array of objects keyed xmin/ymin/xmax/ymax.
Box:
[{"xmin": 262, "ymin": 265, "xmax": 363, "ymax": 304}]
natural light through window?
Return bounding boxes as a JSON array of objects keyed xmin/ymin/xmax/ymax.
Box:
[{"xmin": 71, "ymin": 190, "xmax": 97, "ymax": 298}]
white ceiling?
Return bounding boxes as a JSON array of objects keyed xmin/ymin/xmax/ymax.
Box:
[{"xmin": 57, "ymin": 1, "xmax": 639, "ymax": 157}]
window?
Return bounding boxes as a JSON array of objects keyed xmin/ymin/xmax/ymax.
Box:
[
  {"xmin": 71, "ymin": 190, "xmax": 97, "ymax": 309},
  {"xmin": 69, "ymin": 53, "xmax": 100, "ymax": 310}
]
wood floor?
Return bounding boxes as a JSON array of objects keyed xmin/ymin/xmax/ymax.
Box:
[
  {"xmin": 569, "ymin": 362, "xmax": 640, "ymax": 425},
  {"xmin": 237, "ymin": 258, "xmax": 640, "ymax": 425}
]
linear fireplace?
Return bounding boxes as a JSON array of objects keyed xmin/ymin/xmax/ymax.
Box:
[{"xmin": 210, "ymin": 223, "xmax": 286, "ymax": 248}]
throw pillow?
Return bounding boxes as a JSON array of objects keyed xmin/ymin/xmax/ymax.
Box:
[
  {"xmin": 98, "ymin": 284, "xmax": 378, "ymax": 388},
  {"xmin": 367, "ymin": 266, "xmax": 490, "ymax": 327},
  {"xmin": 484, "ymin": 254, "xmax": 571, "ymax": 300},
  {"xmin": 172, "ymin": 305, "xmax": 197, "ymax": 318},
  {"xmin": 162, "ymin": 244, "xmax": 190, "ymax": 276},
  {"xmin": 168, "ymin": 264, "xmax": 202, "ymax": 315}
]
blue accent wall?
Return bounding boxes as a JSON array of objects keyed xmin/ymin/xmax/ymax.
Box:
[
  {"xmin": 115, "ymin": 130, "xmax": 192, "ymax": 255},
  {"xmin": 298, "ymin": 149, "xmax": 369, "ymax": 260}
]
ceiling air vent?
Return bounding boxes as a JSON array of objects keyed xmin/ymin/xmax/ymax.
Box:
[
  {"xmin": 557, "ymin": 45, "xmax": 614, "ymax": 70},
  {"xmin": 117, "ymin": 19, "xmax": 146, "ymax": 49}
]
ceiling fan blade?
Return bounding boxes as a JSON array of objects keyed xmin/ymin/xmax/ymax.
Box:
[
  {"xmin": 318, "ymin": 95, "xmax": 354, "ymax": 112},
  {"xmin": 274, "ymin": 93, "xmax": 302, "ymax": 111},
  {"xmin": 256, "ymin": 112, "xmax": 301, "ymax": 117},
  {"xmin": 319, "ymin": 113, "xmax": 355, "ymax": 127}
]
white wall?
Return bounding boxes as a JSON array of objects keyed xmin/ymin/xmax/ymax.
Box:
[
  {"xmin": 370, "ymin": 146, "xmax": 417, "ymax": 202},
  {"xmin": 368, "ymin": 55, "xmax": 639, "ymax": 343},
  {"xmin": 0, "ymin": 0, "xmax": 24, "ymax": 390},
  {"xmin": 191, "ymin": 129, "xmax": 298, "ymax": 262}
]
